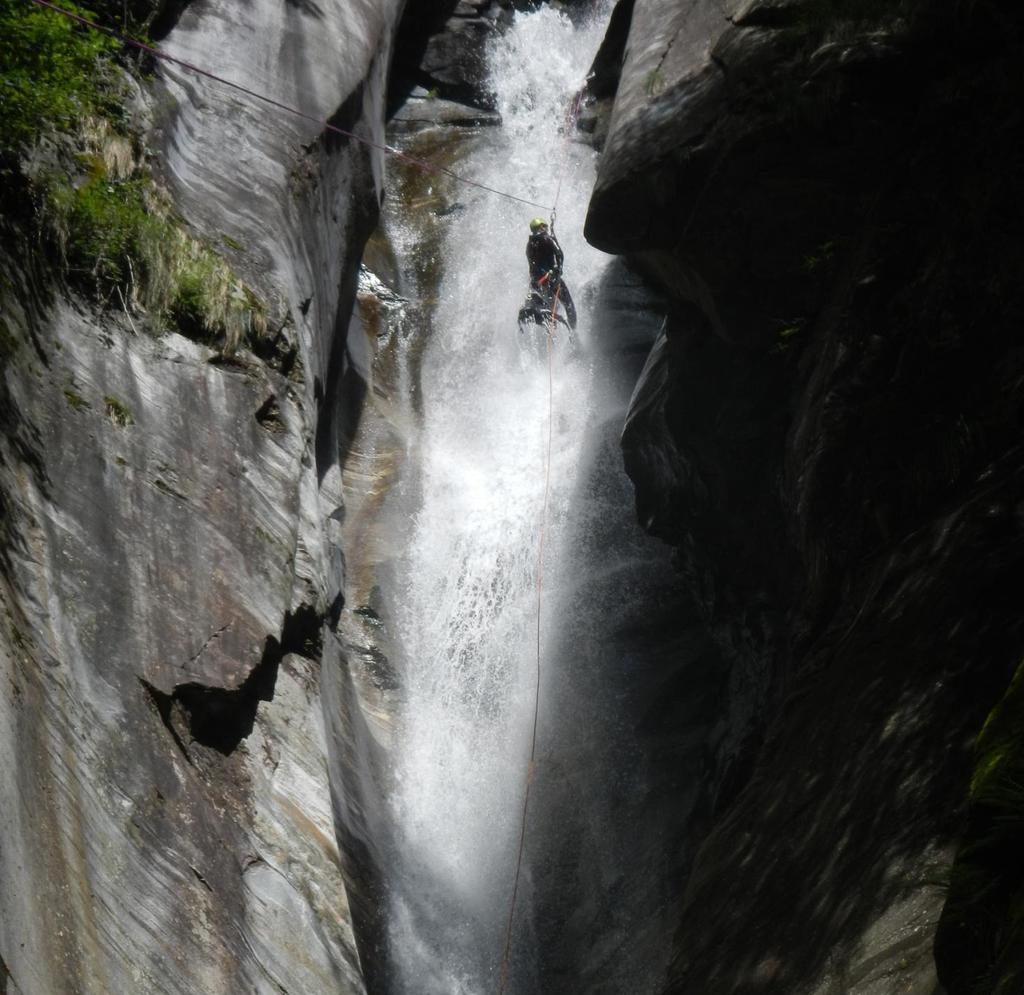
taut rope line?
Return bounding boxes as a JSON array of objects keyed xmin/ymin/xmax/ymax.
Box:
[{"xmin": 25, "ymin": 0, "xmax": 555, "ymax": 212}]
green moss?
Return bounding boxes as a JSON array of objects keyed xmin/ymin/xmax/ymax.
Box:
[
  {"xmin": 0, "ymin": 316, "xmax": 19, "ymax": 363},
  {"xmin": 103, "ymin": 394, "xmax": 132, "ymax": 426},
  {"xmin": 9, "ymin": 623, "xmax": 29, "ymax": 651},
  {"xmin": 63, "ymin": 386, "xmax": 89, "ymax": 409},
  {"xmin": 221, "ymin": 234, "xmax": 243, "ymax": 251},
  {"xmin": 644, "ymin": 67, "xmax": 665, "ymax": 98},
  {"xmin": 59, "ymin": 174, "xmax": 161, "ymax": 286}
]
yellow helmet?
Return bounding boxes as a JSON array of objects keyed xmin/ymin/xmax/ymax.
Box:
[{"xmin": 529, "ymin": 217, "xmax": 548, "ymax": 232}]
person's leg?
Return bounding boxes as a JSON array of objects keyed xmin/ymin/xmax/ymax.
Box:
[{"xmin": 559, "ymin": 280, "xmax": 577, "ymax": 329}]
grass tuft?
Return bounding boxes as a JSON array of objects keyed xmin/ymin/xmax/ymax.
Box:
[{"xmin": 103, "ymin": 394, "xmax": 132, "ymax": 426}]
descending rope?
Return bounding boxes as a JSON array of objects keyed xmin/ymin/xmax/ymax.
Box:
[
  {"xmin": 497, "ymin": 299, "xmax": 555, "ymax": 995},
  {"xmin": 25, "ymin": 0, "xmax": 555, "ymax": 212},
  {"xmin": 496, "ymin": 83, "xmax": 582, "ymax": 994}
]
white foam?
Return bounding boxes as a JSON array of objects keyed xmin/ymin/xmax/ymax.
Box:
[{"xmin": 386, "ymin": 6, "xmax": 614, "ymax": 992}]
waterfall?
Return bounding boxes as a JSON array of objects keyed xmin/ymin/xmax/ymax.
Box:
[{"xmin": 383, "ymin": 6, "xmax": 614, "ymax": 993}]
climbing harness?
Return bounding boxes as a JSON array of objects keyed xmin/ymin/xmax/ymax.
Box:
[
  {"xmin": 24, "ymin": 0, "xmax": 555, "ymax": 212},
  {"xmin": 497, "ymin": 84, "xmax": 583, "ymax": 995}
]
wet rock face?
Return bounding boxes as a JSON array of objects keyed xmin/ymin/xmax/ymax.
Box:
[
  {"xmin": 389, "ymin": 0, "xmax": 514, "ymax": 112},
  {"xmin": 0, "ymin": 0, "xmax": 406, "ymax": 989},
  {"xmin": 588, "ymin": 0, "xmax": 1024, "ymax": 992},
  {"xmin": 0, "ymin": 296, "xmax": 363, "ymax": 992},
  {"xmin": 578, "ymin": 0, "xmax": 635, "ymax": 148}
]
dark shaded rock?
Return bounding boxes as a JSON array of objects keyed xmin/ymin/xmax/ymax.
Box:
[
  {"xmin": 577, "ymin": 0, "xmax": 635, "ymax": 147},
  {"xmin": 389, "ymin": 0, "xmax": 513, "ymax": 113},
  {"xmin": 586, "ymin": 0, "xmax": 1024, "ymax": 990},
  {"xmin": 526, "ymin": 260, "xmax": 733, "ymax": 993},
  {"xmin": 586, "ymin": 0, "xmax": 634, "ymax": 99},
  {"xmin": 418, "ymin": 15, "xmax": 502, "ymax": 108},
  {"xmin": 935, "ymin": 659, "xmax": 1024, "ymax": 995}
]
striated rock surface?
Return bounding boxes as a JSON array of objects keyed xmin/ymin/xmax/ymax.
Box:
[
  {"xmin": 587, "ymin": 0, "xmax": 1024, "ymax": 992},
  {"xmin": 0, "ymin": 0, "xmax": 427, "ymax": 989},
  {"xmin": 0, "ymin": 277, "xmax": 365, "ymax": 993}
]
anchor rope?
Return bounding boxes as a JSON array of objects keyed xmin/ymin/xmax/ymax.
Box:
[{"xmin": 24, "ymin": 0, "xmax": 556, "ymax": 212}]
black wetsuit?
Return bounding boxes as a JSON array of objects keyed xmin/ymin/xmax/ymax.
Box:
[
  {"xmin": 526, "ymin": 230, "xmax": 564, "ymax": 283},
  {"xmin": 524, "ymin": 230, "xmax": 577, "ymax": 329}
]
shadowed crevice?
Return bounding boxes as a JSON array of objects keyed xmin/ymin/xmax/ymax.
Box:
[
  {"xmin": 149, "ymin": 0, "xmax": 193, "ymax": 41},
  {"xmin": 142, "ymin": 604, "xmax": 324, "ymax": 756}
]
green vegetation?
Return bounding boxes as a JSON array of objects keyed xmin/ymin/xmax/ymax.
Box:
[
  {"xmin": 970, "ymin": 661, "xmax": 1024, "ymax": 805},
  {"xmin": 1, "ymin": 0, "xmax": 266, "ymax": 353},
  {"xmin": 63, "ymin": 385, "xmax": 89, "ymax": 409},
  {"xmin": 48, "ymin": 173, "xmax": 153, "ymax": 287},
  {"xmin": 37, "ymin": 164, "xmax": 268, "ymax": 350},
  {"xmin": 643, "ymin": 67, "xmax": 665, "ymax": 98},
  {"xmin": 103, "ymin": 393, "xmax": 132, "ymax": 426},
  {"xmin": 938, "ymin": 660, "xmax": 1024, "ymax": 994},
  {"xmin": 0, "ymin": 0, "xmax": 119, "ymax": 157}
]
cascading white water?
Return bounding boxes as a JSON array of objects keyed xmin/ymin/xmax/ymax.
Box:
[{"xmin": 385, "ymin": 7, "xmax": 613, "ymax": 993}]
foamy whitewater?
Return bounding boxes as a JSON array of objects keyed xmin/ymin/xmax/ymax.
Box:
[{"xmin": 385, "ymin": 6, "xmax": 613, "ymax": 993}]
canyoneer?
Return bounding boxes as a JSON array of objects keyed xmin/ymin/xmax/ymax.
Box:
[{"xmin": 518, "ymin": 216, "xmax": 577, "ymax": 332}]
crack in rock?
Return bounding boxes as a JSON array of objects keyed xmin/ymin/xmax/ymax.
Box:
[
  {"xmin": 186, "ymin": 622, "xmax": 233, "ymax": 668},
  {"xmin": 190, "ymin": 864, "xmax": 213, "ymax": 892}
]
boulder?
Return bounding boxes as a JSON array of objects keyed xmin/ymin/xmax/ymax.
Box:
[{"xmin": 389, "ymin": 0, "xmax": 514, "ymax": 113}]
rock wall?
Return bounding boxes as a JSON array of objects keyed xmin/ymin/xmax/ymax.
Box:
[
  {"xmin": 0, "ymin": 0, "xmax": 417, "ymax": 990},
  {"xmin": 586, "ymin": 0, "xmax": 1024, "ymax": 992}
]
